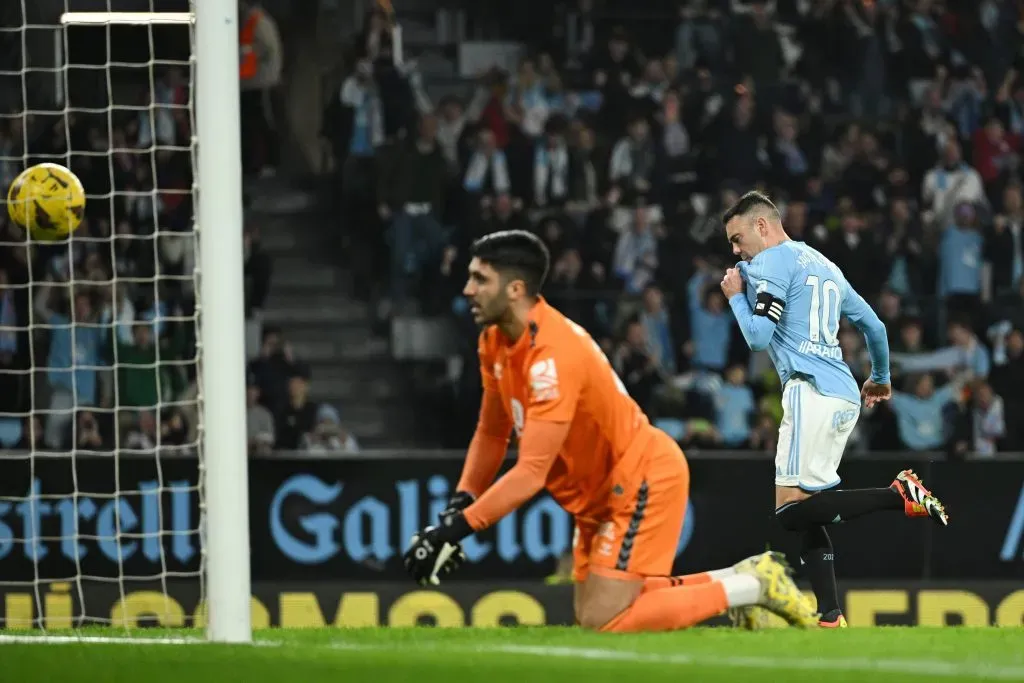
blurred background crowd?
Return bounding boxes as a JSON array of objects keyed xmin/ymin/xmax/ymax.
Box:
[
  {"xmin": 0, "ymin": 0, "xmax": 1022, "ymax": 458},
  {"xmin": 324, "ymin": 0, "xmax": 1024, "ymax": 457}
]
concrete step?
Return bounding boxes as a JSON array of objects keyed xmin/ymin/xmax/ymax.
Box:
[
  {"xmin": 287, "ymin": 325, "xmax": 377, "ymax": 348},
  {"xmin": 258, "ymin": 230, "xmax": 299, "ymax": 252},
  {"xmin": 307, "ymin": 358, "xmax": 409, "ymax": 384},
  {"xmin": 290, "ymin": 336, "xmax": 389, "ymax": 363},
  {"xmin": 323, "ymin": 400, "xmax": 420, "ymax": 443},
  {"xmin": 262, "ymin": 300, "xmax": 370, "ymax": 326},
  {"xmin": 273, "ymin": 263, "xmax": 341, "ymax": 290},
  {"xmin": 308, "ymin": 374, "xmax": 401, "ymax": 401},
  {"xmin": 248, "ymin": 188, "xmax": 318, "ymax": 215}
]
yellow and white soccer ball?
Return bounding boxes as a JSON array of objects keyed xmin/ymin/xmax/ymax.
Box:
[{"xmin": 6, "ymin": 162, "xmax": 86, "ymax": 240}]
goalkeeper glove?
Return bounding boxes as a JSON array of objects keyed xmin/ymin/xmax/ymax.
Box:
[
  {"xmin": 440, "ymin": 491, "xmax": 475, "ymax": 520},
  {"xmin": 403, "ymin": 513, "xmax": 473, "ymax": 586}
]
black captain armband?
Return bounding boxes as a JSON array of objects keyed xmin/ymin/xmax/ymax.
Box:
[{"xmin": 754, "ymin": 291, "xmax": 785, "ymax": 324}]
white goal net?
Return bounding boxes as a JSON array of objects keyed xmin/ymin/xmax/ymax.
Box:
[{"xmin": 0, "ymin": 1, "xmax": 211, "ymax": 631}]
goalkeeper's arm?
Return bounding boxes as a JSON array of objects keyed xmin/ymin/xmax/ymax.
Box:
[{"xmin": 454, "ymin": 388, "xmax": 512, "ymax": 503}]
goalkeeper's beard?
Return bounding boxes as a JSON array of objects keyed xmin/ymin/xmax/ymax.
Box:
[{"xmin": 471, "ymin": 292, "xmax": 511, "ymax": 327}]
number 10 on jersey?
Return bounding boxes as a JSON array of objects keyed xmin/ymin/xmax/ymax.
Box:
[{"xmin": 805, "ymin": 275, "xmax": 840, "ymax": 346}]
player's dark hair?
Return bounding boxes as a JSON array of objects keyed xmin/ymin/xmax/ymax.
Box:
[
  {"xmin": 721, "ymin": 190, "xmax": 782, "ymax": 225},
  {"xmin": 470, "ymin": 229, "xmax": 551, "ymax": 296}
]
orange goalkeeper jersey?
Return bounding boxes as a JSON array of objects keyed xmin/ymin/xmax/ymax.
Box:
[{"xmin": 460, "ymin": 297, "xmax": 661, "ymax": 527}]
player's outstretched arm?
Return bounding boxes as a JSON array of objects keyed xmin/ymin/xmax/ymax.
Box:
[
  {"xmin": 435, "ymin": 420, "xmax": 571, "ymax": 544},
  {"xmin": 455, "ymin": 388, "xmax": 513, "ymax": 501},
  {"xmin": 403, "ymin": 383, "xmax": 512, "ymax": 587},
  {"xmin": 435, "ymin": 342, "xmax": 582, "ymax": 544}
]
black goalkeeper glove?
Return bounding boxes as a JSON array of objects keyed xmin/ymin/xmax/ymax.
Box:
[
  {"xmin": 440, "ymin": 491, "xmax": 475, "ymax": 520},
  {"xmin": 403, "ymin": 513, "xmax": 473, "ymax": 586}
]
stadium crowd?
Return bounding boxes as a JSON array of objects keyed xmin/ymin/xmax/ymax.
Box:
[
  {"xmin": 0, "ymin": 65, "xmax": 319, "ymax": 456},
  {"xmin": 326, "ymin": 0, "xmax": 1024, "ymax": 456}
]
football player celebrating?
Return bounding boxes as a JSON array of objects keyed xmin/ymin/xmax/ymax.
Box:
[{"xmin": 404, "ymin": 230, "xmax": 817, "ymax": 632}]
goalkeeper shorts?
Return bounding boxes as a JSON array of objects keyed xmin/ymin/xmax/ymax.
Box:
[{"xmin": 571, "ymin": 431, "xmax": 689, "ymax": 582}]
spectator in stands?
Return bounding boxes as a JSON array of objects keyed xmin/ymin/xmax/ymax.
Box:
[
  {"xmin": 612, "ymin": 205, "xmax": 659, "ymax": 294},
  {"xmin": 68, "ymin": 409, "xmax": 113, "ymax": 453},
  {"xmin": 614, "ymin": 318, "xmax": 661, "ymax": 412},
  {"xmin": 116, "ymin": 321, "xmax": 166, "ymax": 408},
  {"xmin": 248, "ymin": 326, "xmax": 296, "ymax": 416},
  {"xmin": 922, "ymin": 141, "xmax": 987, "ymax": 225},
  {"xmin": 0, "ymin": 266, "xmax": 23, "ymax": 416},
  {"xmin": 985, "ymin": 184, "xmax": 1024, "ymax": 300},
  {"xmin": 686, "ymin": 265, "xmax": 731, "ymax": 373},
  {"xmin": 246, "ymin": 372, "xmax": 275, "ymax": 456},
  {"xmin": 890, "ymin": 373, "xmax": 963, "ymax": 451},
  {"xmin": 990, "ymin": 327, "xmax": 1024, "ymax": 450},
  {"xmin": 34, "ymin": 281, "xmax": 108, "ymax": 449},
  {"xmin": 14, "ymin": 416, "xmax": 43, "ymax": 451},
  {"xmin": 303, "ymin": 404, "xmax": 360, "ymax": 454},
  {"xmin": 968, "ymin": 381, "xmax": 1006, "ymax": 457},
  {"xmin": 938, "ymin": 202, "xmax": 985, "ymax": 313},
  {"xmin": 609, "ymin": 116, "xmax": 656, "ymax": 205},
  {"xmin": 275, "ymin": 364, "xmax": 318, "ymax": 450},
  {"xmin": 238, "ymin": 0, "xmax": 283, "ymax": 177},
  {"xmin": 712, "ymin": 364, "xmax": 756, "ymax": 448},
  {"xmin": 123, "ymin": 409, "xmax": 159, "ymax": 453},
  {"xmin": 362, "ymin": 0, "xmax": 1024, "ymax": 457},
  {"xmin": 244, "ymin": 223, "xmax": 273, "ymax": 358},
  {"xmin": 436, "ymin": 95, "xmax": 471, "ymax": 172},
  {"xmin": 336, "ymin": 60, "xmax": 384, "ymax": 202},
  {"xmin": 379, "ymin": 113, "xmax": 450, "ymax": 310},
  {"xmin": 638, "ymin": 285, "xmax": 676, "ymax": 376},
  {"xmin": 463, "ymin": 128, "xmax": 512, "ymax": 212}
]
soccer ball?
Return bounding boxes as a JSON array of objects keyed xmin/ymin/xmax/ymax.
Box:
[{"xmin": 6, "ymin": 162, "xmax": 86, "ymax": 240}]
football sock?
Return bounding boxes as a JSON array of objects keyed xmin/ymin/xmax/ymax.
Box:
[
  {"xmin": 718, "ymin": 574, "xmax": 762, "ymax": 606},
  {"xmin": 801, "ymin": 526, "xmax": 840, "ymax": 616},
  {"xmin": 641, "ymin": 567, "xmax": 737, "ymax": 593},
  {"xmin": 600, "ymin": 581, "xmax": 729, "ymax": 633},
  {"xmin": 776, "ymin": 488, "xmax": 903, "ymax": 530}
]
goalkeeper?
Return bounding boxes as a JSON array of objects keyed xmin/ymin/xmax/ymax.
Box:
[{"xmin": 404, "ymin": 230, "xmax": 816, "ymax": 631}]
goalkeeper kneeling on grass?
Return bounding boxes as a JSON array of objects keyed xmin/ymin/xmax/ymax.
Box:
[{"xmin": 403, "ymin": 229, "xmax": 817, "ymax": 631}]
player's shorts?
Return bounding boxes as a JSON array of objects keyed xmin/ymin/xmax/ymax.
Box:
[
  {"xmin": 775, "ymin": 378, "xmax": 859, "ymax": 491},
  {"xmin": 572, "ymin": 430, "xmax": 689, "ymax": 582}
]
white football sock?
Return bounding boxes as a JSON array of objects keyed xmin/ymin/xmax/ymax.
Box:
[
  {"xmin": 719, "ymin": 574, "xmax": 761, "ymax": 607},
  {"xmin": 706, "ymin": 567, "xmax": 737, "ymax": 580}
]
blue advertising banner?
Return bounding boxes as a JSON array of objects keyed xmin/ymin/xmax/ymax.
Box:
[{"xmin": 0, "ymin": 454, "xmax": 1021, "ymax": 582}]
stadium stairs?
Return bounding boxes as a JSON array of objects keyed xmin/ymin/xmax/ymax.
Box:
[{"xmin": 249, "ymin": 178, "xmax": 428, "ymax": 449}]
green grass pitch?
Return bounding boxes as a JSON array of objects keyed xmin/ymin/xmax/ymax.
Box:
[{"xmin": 2, "ymin": 627, "xmax": 1023, "ymax": 683}]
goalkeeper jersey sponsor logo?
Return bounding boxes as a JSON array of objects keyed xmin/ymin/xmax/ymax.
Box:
[{"xmin": 528, "ymin": 358, "xmax": 560, "ymax": 403}]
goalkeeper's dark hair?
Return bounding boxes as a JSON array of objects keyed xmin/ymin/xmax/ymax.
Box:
[
  {"xmin": 722, "ymin": 190, "xmax": 782, "ymax": 225},
  {"xmin": 470, "ymin": 229, "xmax": 551, "ymax": 296}
]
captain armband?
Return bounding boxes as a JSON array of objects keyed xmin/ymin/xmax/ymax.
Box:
[{"xmin": 754, "ymin": 291, "xmax": 785, "ymax": 324}]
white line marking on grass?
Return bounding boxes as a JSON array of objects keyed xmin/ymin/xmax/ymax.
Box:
[
  {"xmin": 0, "ymin": 635, "xmax": 204, "ymax": 645},
  {"xmin": 3, "ymin": 634, "xmax": 1022, "ymax": 680},
  {"xmin": 328, "ymin": 641, "xmax": 1024, "ymax": 681},
  {"xmin": 0, "ymin": 635, "xmax": 280, "ymax": 647}
]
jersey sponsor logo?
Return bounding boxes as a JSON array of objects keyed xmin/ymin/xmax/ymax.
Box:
[{"xmin": 528, "ymin": 359, "xmax": 560, "ymax": 403}]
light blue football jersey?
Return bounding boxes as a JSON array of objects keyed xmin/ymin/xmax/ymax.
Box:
[{"xmin": 738, "ymin": 241, "xmax": 888, "ymax": 406}]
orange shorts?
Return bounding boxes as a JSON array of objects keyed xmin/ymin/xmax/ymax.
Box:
[{"xmin": 572, "ymin": 432, "xmax": 689, "ymax": 582}]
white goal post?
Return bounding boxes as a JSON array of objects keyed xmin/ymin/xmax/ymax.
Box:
[{"xmin": 50, "ymin": 3, "xmax": 252, "ymax": 643}]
